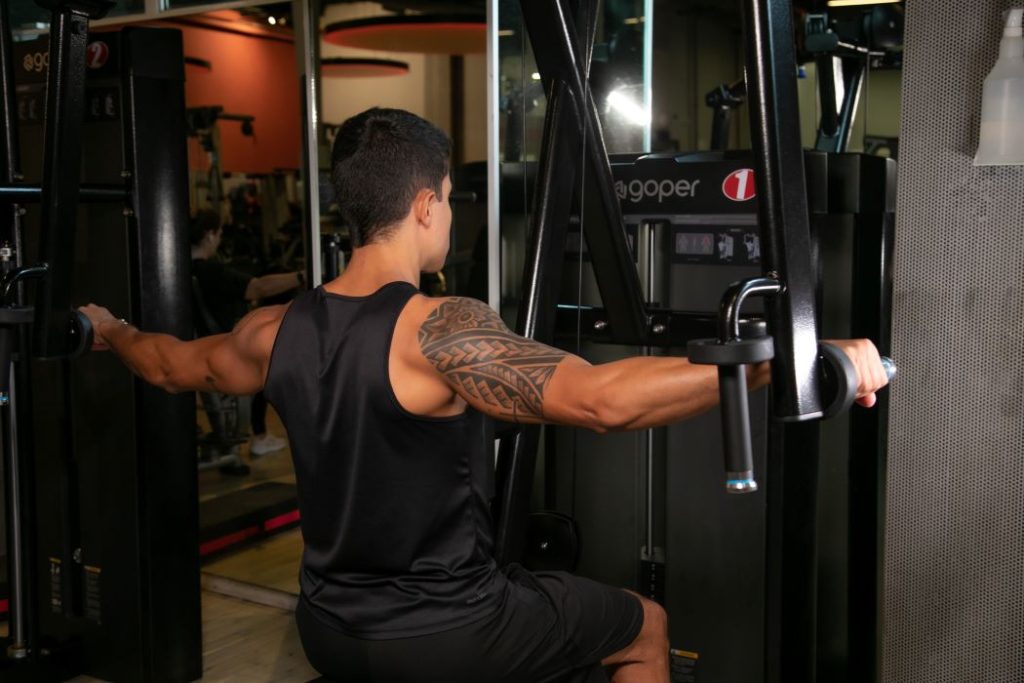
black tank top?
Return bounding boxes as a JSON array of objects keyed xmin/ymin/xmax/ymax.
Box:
[{"xmin": 264, "ymin": 283, "xmax": 505, "ymax": 638}]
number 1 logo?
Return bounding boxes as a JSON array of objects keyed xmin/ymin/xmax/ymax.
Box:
[{"xmin": 722, "ymin": 168, "xmax": 756, "ymax": 202}]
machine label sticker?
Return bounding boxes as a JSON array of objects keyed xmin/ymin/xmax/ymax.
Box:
[
  {"xmin": 49, "ymin": 557, "xmax": 62, "ymax": 613},
  {"xmin": 86, "ymin": 41, "xmax": 110, "ymax": 69},
  {"xmin": 85, "ymin": 565, "xmax": 102, "ymax": 624},
  {"xmin": 722, "ymin": 168, "xmax": 756, "ymax": 202}
]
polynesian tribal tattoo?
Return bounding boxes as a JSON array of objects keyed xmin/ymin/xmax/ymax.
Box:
[{"xmin": 418, "ymin": 298, "xmax": 568, "ymax": 422}]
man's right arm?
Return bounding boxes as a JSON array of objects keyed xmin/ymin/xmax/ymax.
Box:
[
  {"xmin": 415, "ymin": 297, "xmax": 885, "ymax": 432},
  {"xmin": 81, "ymin": 303, "xmax": 284, "ymax": 395}
]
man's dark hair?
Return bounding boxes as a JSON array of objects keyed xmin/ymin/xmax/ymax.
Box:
[
  {"xmin": 331, "ymin": 108, "xmax": 451, "ymax": 247},
  {"xmin": 189, "ymin": 209, "xmax": 222, "ymax": 246}
]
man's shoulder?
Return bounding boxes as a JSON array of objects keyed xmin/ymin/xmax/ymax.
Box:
[
  {"xmin": 232, "ymin": 302, "xmax": 291, "ymax": 354},
  {"xmin": 399, "ymin": 295, "xmax": 501, "ymax": 337}
]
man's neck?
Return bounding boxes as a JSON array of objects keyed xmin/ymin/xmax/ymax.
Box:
[{"xmin": 325, "ymin": 242, "xmax": 422, "ymax": 295}]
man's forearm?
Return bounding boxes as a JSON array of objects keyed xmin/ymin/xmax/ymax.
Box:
[
  {"xmin": 562, "ymin": 356, "xmax": 771, "ymax": 432},
  {"xmin": 245, "ymin": 272, "xmax": 301, "ymax": 301},
  {"xmin": 95, "ymin": 319, "xmax": 182, "ymax": 390},
  {"xmin": 616, "ymin": 357, "xmax": 769, "ymax": 430}
]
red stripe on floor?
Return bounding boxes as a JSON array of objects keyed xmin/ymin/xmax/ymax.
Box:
[
  {"xmin": 263, "ymin": 509, "xmax": 300, "ymax": 532},
  {"xmin": 200, "ymin": 526, "xmax": 262, "ymax": 557}
]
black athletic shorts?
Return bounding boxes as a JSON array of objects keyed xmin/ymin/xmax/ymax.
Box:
[{"xmin": 295, "ymin": 564, "xmax": 644, "ymax": 683}]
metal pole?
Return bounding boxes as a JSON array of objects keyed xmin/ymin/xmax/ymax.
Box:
[
  {"xmin": 3, "ymin": 368, "xmax": 26, "ymax": 657},
  {"xmin": 643, "ymin": 223, "xmax": 656, "ymax": 559},
  {"xmin": 485, "ymin": 0, "xmax": 500, "ymax": 312},
  {"xmin": 293, "ymin": 0, "xmax": 323, "ymax": 286}
]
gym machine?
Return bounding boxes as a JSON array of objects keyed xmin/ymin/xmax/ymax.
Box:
[
  {"xmin": 0, "ymin": 2, "xmax": 199, "ymax": 682},
  {"xmin": 706, "ymin": 5, "xmax": 904, "ymax": 154},
  {"xmin": 495, "ymin": 1, "xmax": 894, "ymax": 682}
]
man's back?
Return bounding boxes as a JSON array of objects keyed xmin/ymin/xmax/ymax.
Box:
[{"xmin": 264, "ymin": 283, "xmax": 504, "ymax": 638}]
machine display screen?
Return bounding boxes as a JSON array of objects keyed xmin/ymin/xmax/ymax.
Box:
[{"xmin": 675, "ymin": 232, "xmax": 715, "ymax": 256}]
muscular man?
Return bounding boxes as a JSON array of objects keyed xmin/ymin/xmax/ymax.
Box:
[{"xmin": 81, "ymin": 108, "xmax": 889, "ymax": 683}]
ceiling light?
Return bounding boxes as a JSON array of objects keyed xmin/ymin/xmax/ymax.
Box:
[
  {"xmin": 267, "ymin": 15, "xmax": 277, "ymax": 25},
  {"xmin": 623, "ymin": 17, "xmax": 644, "ymax": 25},
  {"xmin": 530, "ymin": 72, "xmax": 541, "ymax": 81},
  {"xmin": 827, "ymin": 0, "xmax": 900, "ymax": 7}
]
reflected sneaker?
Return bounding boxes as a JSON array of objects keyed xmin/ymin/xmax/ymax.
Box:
[{"xmin": 250, "ymin": 433, "xmax": 288, "ymax": 457}]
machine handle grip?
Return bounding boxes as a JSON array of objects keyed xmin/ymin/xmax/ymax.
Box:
[
  {"xmin": 717, "ymin": 365, "xmax": 758, "ymax": 493},
  {"xmin": 68, "ymin": 309, "xmax": 93, "ymax": 359},
  {"xmin": 819, "ymin": 342, "xmax": 896, "ymax": 418}
]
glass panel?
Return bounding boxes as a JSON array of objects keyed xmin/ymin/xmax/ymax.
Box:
[
  {"xmin": 496, "ymin": 0, "xmax": 541, "ymax": 325},
  {"xmin": 179, "ymin": 7, "xmax": 307, "ymax": 592}
]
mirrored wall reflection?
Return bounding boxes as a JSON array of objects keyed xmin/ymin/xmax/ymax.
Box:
[
  {"xmin": 191, "ymin": 0, "xmax": 489, "ymax": 595},
  {"xmin": 497, "ymin": 0, "xmax": 652, "ymax": 322},
  {"xmin": 649, "ymin": 0, "xmax": 903, "ymax": 156},
  {"xmin": 178, "ymin": 9, "xmax": 308, "ymax": 585},
  {"xmin": 317, "ymin": 2, "xmax": 489, "ymax": 302}
]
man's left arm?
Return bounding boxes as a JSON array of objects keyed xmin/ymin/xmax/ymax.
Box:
[{"xmin": 80, "ymin": 303, "xmax": 285, "ymax": 395}]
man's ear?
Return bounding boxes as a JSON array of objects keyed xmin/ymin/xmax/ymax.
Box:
[{"xmin": 412, "ymin": 187, "xmax": 437, "ymax": 226}]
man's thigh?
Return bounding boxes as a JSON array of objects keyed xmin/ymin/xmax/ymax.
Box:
[{"xmin": 296, "ymin": 569, "xmax": 644, "ymax": 683}]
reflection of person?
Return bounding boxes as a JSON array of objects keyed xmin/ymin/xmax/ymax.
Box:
[
  {"xmin": 81, "ymin": 108, "xmax": 890, "ymax": 683},
  {"xmin": 190, "ymin": 210, "xmax": 303, "ymax": 457}
]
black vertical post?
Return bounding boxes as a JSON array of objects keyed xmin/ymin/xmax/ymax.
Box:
[
  {"xmin": 742, "ymin": 0, "xmax": 822, "ymax": 419},
  {"xmin": 846, "ymin": 157, "xmax": 896, "ymax": 683},
  {"xmin": 120, "ymin": 27, "xmax": 201, "ymax": 682},
  {"xmin": 742, "ymin": 1, "xmax": 825, "ymax": 682},
  {"xmin": 32, "ymin": 3, "xmax": 95, "ymax": 359}
]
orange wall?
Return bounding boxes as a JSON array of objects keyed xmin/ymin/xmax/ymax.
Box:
[{"xmin": 176, "ymin": 25, "xmax": 301, "ymax": 175}]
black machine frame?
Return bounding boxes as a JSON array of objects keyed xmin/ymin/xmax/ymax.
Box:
[
  {"xmin": 0, "ymin": 2, "xmax": 200, "ymax": 681},
  {"xmin": 498, "ymin": 1, "xmax": 894, "ymax": 682}
]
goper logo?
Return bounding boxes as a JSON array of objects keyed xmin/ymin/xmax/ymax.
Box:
[
  {"xmin": 86, "ymin": 41, "xmax": 110, "ymax": 69},
  {"xmin": 615, "ymin": 177, "xmax": 701, "ymax": 204},
  {"xmin": 722, "ymin": 168, "xmax": 756, "ymax": 202}
]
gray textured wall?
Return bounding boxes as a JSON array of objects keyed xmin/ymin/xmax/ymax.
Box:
[{"xmin": 884, "ymin": 2, "xmax": 1024, "ymax": 682}]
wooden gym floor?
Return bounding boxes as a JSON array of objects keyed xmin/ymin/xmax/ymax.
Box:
[{"xmin": 70, "ymin": 583, "xmax": 318, "ymax": 683}]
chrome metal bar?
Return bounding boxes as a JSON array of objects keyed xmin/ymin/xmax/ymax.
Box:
[{"xmin": 293, "ymin": 0, "xmax": 322, "ymax": 286}]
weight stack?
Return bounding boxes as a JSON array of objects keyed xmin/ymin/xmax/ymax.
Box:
[{"xmin": 884, "ymin": 2, "xmax": 1024, "ymax": 682}]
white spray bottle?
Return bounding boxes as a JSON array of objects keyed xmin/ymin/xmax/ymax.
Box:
[{"xmin": 974, "ymin": 8, "xmax": 1024, "ymax": 165}]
